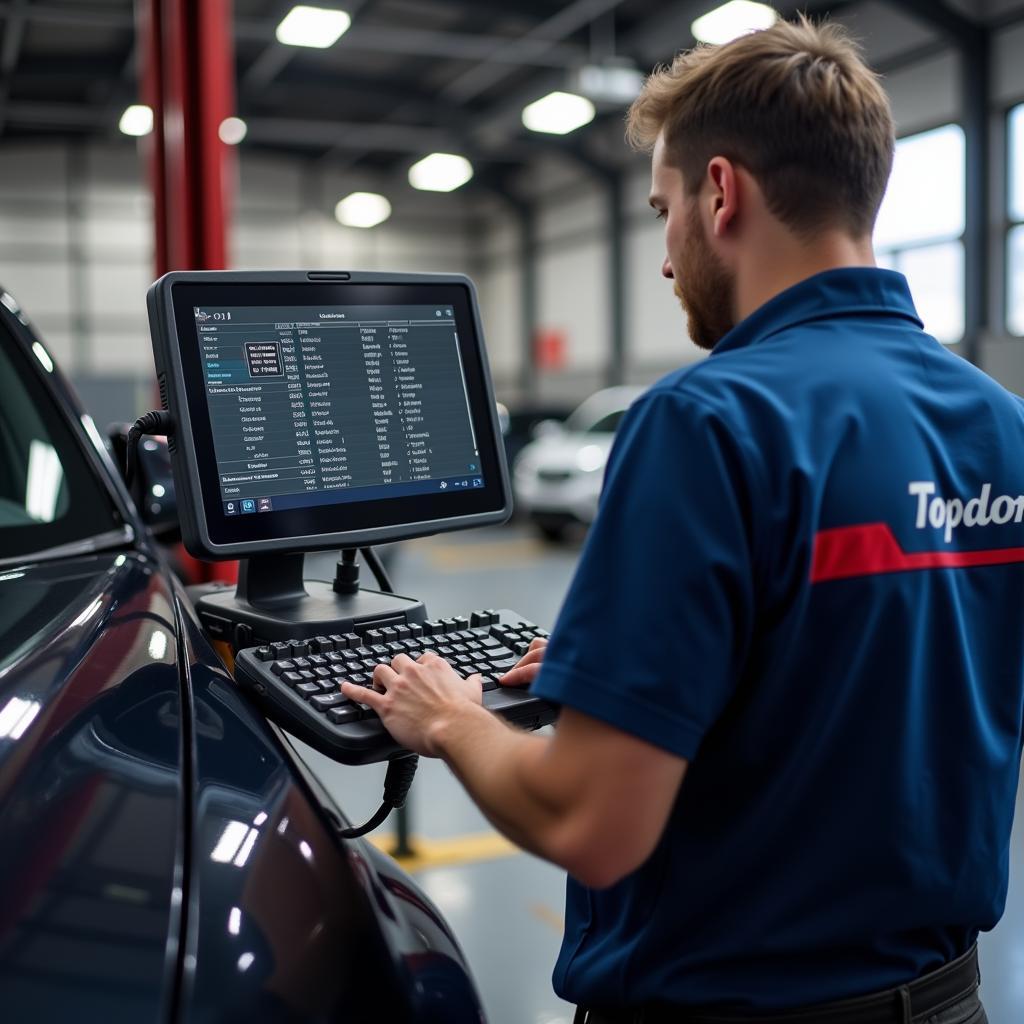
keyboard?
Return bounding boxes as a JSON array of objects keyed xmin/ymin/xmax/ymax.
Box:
[{"xmin": 233, "ymin": 609, "xmax": 558, "ymax": 764}]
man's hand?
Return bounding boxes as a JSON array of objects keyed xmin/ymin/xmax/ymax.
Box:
[
  {"xmin": 341, "ymin": 653, "xmax": 483, "ymax": 757},
  {"xmin": 500, "ymin": 636, "xmax": 548, "ymax": 688}
]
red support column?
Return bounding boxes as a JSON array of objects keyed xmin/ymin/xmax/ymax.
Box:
[{"xmin": 139, "ymin": 0, "xmax": 238, "ymax": 583}]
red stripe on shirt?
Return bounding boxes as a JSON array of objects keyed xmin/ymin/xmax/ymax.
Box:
[{"xmin": 810, "ymin": 522, "xmax": 1024, "ymax": 582}]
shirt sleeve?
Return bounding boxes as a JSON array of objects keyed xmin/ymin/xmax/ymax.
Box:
[{"xmin": 530, "ymin": 386, "xmax": 759, "ymax": 760}]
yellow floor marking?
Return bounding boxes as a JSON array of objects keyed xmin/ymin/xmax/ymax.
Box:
[
  {"xmin": 368, "ymin": 830, "xmax": 520, "ymax": 872},
  {"xmin": 529, "ymin": 902, "xmax": 565, "ymax": 933},
  {"xmin": 418, "ymin": 536, "xmax": 549, "ymax": 572}
]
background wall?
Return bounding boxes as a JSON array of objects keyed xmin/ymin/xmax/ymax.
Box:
[{"xmin": 3, "ymin": 5, "xmax": 1024, "ymax": 426}]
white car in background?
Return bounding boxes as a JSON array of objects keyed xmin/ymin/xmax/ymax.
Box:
[{"xmin": 513, "ymin": 385, "xmax": 646, "ymax": 541}]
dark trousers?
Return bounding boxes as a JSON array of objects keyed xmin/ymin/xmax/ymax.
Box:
[{"xmin": 574, "ymin": 944, "xmax": 984, "ymax": 1024}]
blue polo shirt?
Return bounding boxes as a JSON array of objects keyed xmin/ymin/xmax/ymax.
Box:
[{"xmin": 531, "ymin": 268, "xmax": 1024, "ymax": 1009}]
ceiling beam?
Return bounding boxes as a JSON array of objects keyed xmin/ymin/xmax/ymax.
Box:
[
  {"xmin": 882, "ymin": 0, "xmax": 986, "ymax": 47},
  {"xmin": 441, "ymin": 0, "xmax": 628, "ymax": 104}
]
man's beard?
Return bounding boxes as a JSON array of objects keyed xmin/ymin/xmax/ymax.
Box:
[{"xmin": 675, "ymin": 205, "xmax": 735, "ymax": 351}]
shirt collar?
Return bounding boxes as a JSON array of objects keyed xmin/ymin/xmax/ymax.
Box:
[{"xmin": 711, "ymin": 267, "xmax": 923, "ymax": 357}]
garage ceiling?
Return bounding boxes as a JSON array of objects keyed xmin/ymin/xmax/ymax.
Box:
[{"xmin": 0, "ymin": 0, "xmax": 1022, "ymax": 181}]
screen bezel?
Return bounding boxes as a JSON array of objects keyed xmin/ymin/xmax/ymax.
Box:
[{"xmin": 154, "ymin": 273, "xmax": 511, "ymax": 558}]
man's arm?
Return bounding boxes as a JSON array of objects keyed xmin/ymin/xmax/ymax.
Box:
[{"xmin": 342, "ymin": 654, "xmax": 687, "ymax": 889}]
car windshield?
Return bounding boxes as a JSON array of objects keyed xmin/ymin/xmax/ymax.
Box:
[{"xmin": 0, "ymin": 321, "xmax": 123, "ymax": 561}]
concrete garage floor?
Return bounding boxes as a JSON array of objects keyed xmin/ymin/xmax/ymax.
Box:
[{"xmin": 297, "ymin": 524, "xmax": 1024, "ymax": 1024}]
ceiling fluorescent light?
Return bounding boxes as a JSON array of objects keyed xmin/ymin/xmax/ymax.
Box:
[
  {"xmin": 408, "ymin": 153, "xmax": 473, "ymax": 192},
  {"xmin": 522, "ymin": 91, "xmax": 595, "ymax": 135},
  {"xmin": 691, "ymin": 1, "xmax": 777, "ymax": 45},
  {"xmin": 119, "ymin": 104, "xmax": 153, "ymax": 137},
  {"xmin": 219, "ymin": 117, "xmax": 248, "ymax": 145},
  {"xmin": 335, "ymin": 191, "xmax": 392, "ymax": 228},
  {"xmin": 276, "ymin": 5, "xmax": 351, "ymax": 48},
  {"xmin": 574, "ymin": 64, "xmax": 644, "ymax": 105}
]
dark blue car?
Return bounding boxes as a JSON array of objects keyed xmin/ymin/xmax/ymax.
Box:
[{"xmin": 0, "ymin": 287, "xmax": 486, "ymax": 1023}]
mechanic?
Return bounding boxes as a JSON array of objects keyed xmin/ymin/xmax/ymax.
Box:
[{"xmin": 343, "ymin": 16, "xmax": 1024, "ymax": 1024}]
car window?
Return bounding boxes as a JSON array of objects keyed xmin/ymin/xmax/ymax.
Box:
[
  {"xmin": 585, "ymin": 410, "xmax": 626, "ymax": 434},
  {"xmin": 0, "ymin": 324, "xmax": 122, "ymax": 560}
]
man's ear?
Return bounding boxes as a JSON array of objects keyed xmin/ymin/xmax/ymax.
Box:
[{"xmin": 706, "ymin": 157, "xmax": 738, "ymax": 238}]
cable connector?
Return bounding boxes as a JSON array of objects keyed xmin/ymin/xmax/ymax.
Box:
[{"xmin": 337, "ymin": 753, "xmax": 419, "ymax": 838}]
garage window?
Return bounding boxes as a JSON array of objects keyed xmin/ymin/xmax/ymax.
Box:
[{"xmin": 874, "ymin": 124, "xmax": 965, "ymax": 344}]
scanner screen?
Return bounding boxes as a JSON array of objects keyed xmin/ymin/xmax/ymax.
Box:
[{"xmin": 195, "ymin": 302, "xmax": 485, "ymax": 518}]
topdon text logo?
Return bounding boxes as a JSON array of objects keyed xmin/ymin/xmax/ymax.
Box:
[{"xmin": 909, "ymin": 481, "xmax": 1024, "ymax": 543}]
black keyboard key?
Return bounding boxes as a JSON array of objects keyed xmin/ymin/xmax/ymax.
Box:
[
  {"xmin": 299, "ymin": 669, "xmax": 315, "ymax": 680},
  {"xmin": 455, "ymin": 654, "xmax": 473, "ymax": 666},
  {"xmin": 313, "ymin": 667, "xmax": 332, "ymax": 679},
  {"xmin": 317, "ymin": 679, "xmax": 338, "ymax": 692},
  {"xmin": 436, "ymin": 645, "xmax": 454, "ymax": 656},
  {"xmin": 400, "ymin": 639, "xmax": 422, "ymax": 652},
  {"xmin": 408, "ymin": 623, "xmax": 424, "ymax": 637},
  {"xmin": 325, "ymin": 651, "xmax": 345, "ymax": 663},
  {"xmin": 281, "ymin": 671, "xmax": 304, "ymax": 685},
  {"xmin": 330, "ymin": 662, "xmax": 348, "ymax": 676},
  {"xmin": 451, "ymin": 643, "xmax": 468, "ymax": 653},
  {"xmin": 311, "ymin": 692, "xmax": 347, "ymax": 710},
  {"xmin": 370, "ymin": 644, "xmax": 389, "ymax": 656},
  {"xmin": 470, "ymin": 611, "xmax": 487, "ymax": 627},
  {"xmin": 270, "ymin": 642, "xmax": 290, "ymax": 658},
  {"xmin": 292, "ymin": 657, "xmax": 310, "ymax": 668},
  {"xmin": 424, "ymin": 620, "xmax": 445, "ymax": 635},
  {"xmin": 361, "ymin": 659, "xmax": 378, "ymax": 671},
  {"xmin": 394, "ymin": 625, "xmax": 410, "ymax": 639},
  {"xmin": 386, "ymin": 641, "xmax": 405, "ymax": 654},
  {"xmin": 296, "ymin": 682, "xmax": 320, "ymax": 697},
  {"xmin": 348, "ymin": 673, "xmax": 368, "ymax": 685},
  {"xmin": 314, "ymin": 636, "xmax": 335, "ymax": 653},
  {"xmin": 365, "ymin": 629, "xmax": 384, "ymax": 643},
  {"xmin": 440, "ymin": 617, "xmax": 458, "ymax": 631},
  {"xmin": 289, "ymin": 640, "xmax": 310, "ymax": 656},
  {"xmin": 452, "ymin": 616, "xmax": 470, "ymax": 630},
  {"xmin": 342, "ymin": 633, "xmax": 361, "ymax": 647},
  {"xmin": 328, "ymin": 634, "xmax": 348, "ymax": 649},
  {"xmin": 353, "ymin": 646, "xmax": 373, "ymax": 658},
  {"xmin": 308, "ymin": 654, "xmax": 327, "ymax": 666},
  {"xmin": 254, "ymin": 646, "xmax": 273, "ymax": 661},
  {"xmin": 480, "ymin": 675, "xmax": 499, "ymax": 691},
  {"xmin": 478, "ymin": 636, "xmax": 500, "ymax": 649},
  {"xmin": 328, "ymin": 705, "xmax": 363, "ymax": 725},
  {"xmin": 271, "ymin": 660, "xmax": 295, "ymax": 675},
  {"xmin": 466, "ymin": 641, "xmax": 482, "ymax": 651},
  {"xmin": 380, "ymin": 627, "xmax": 398, "ymax": 640}
]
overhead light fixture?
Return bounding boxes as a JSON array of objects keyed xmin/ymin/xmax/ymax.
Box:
[
  {"xmin": 276, "ymin": 5, "xmax": 351, "ymax": 48},
  {"xmin": 335, "ymin": 191, "xmax": 392, "ymax": 228},
  {"xmin": 219, "ymin": 116, "xmax": 248, "ymax": 145},
  {"xmin": 522, "ymin": 91, "xmax": 595, "ymax": 135},
  {"xmin": 691, "ymin": 1, "xmax": 777, "ymax": 45},
  {"xmin": 119, "ymin": 104, "xmax": 153, "ymax": 137},
  {"xmin": 408, "ymin": 153, "xmax": 473, "ymax": 193},
  {"xmin": 573, "ymin": 64, "xmax": 645, "ymax": 105}
]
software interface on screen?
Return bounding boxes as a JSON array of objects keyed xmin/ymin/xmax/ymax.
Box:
[{"xmin": 194, "ymin": 303, "xmax": 484, "ymax": 517}]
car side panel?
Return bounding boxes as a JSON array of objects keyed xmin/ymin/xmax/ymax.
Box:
[{"xmin": 0, "ymin": 552, "xmax": 183, "ymax": 1024}]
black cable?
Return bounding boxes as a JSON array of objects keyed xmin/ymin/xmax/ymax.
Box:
[
  {"xmin": 337, "ymin": 753, "xmax": 419, "ymax": 838},
  {"xmin": 125, "ymin": 410, "xmax": 175, "ymax": 501},
  {"xmin": 359, "ymin": 545, "xmax": 394, "ymax": 592}
]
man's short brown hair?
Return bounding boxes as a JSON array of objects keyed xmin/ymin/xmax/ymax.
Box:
[{"xmin": 626, "ymin": 16, "xmax": 894, "ymax": 238}]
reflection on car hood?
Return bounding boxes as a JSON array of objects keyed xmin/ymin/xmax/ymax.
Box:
[{"xmin": 515, "ymin": 433, "xmax": 616, "ymax": 473}]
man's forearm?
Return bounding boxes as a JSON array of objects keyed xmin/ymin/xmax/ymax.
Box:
[{"xmin": 430, "ymin": 702, "xmax": 574, "ymax": 867}]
